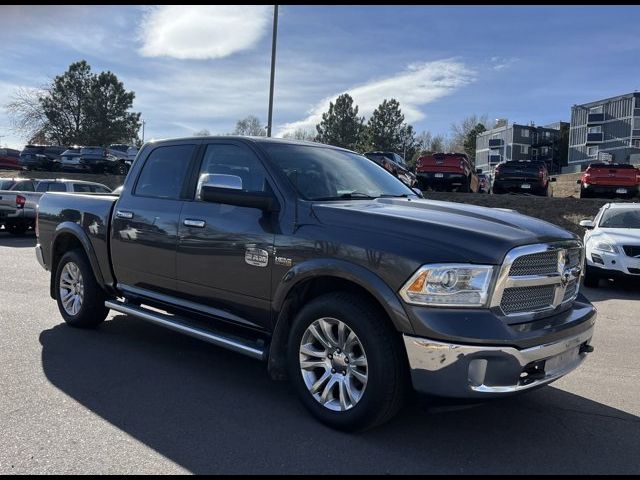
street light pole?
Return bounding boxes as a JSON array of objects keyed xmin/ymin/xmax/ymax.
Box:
[
  {"xmin": 141, "ymin": 120, "xmax": 145, "ymax": 143},
  {"xmin": 266, "ymin": 5, "xmax": 279, "ymax": 137}
]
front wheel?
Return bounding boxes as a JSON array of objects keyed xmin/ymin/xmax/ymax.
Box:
[
  {"xmin": 583, "ymin": 264, "xmax": 600, "ymax": 288},
  {"xmin": 55, "ymin": 249, "xmax": 109, "ymax": 328},
  {"xmin": 287, "ymin": 292, "xmax": 408, "ymax": 432}
]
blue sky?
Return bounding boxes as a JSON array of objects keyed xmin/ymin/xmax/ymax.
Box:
[{"xmin": 1, "ymin": 5, "xmax": 639, "ymax": 149}]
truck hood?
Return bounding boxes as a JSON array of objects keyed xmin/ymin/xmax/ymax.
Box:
[{"xmin": 311, "ymin": 197, "xmax": 577, "ymax": 265}]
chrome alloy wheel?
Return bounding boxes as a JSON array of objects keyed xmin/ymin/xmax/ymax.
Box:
[
  {"xmin": 299, "ymin": 317, "xmax": 368, "ymax": 412},
  {"xmin": 59, "ymin": 262, "xmax": 84, "ymax": 316}
]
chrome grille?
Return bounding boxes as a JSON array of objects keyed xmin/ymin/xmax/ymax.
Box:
[
  {"xmin": 501, "ymin": 285, "xmax": 556, "ymax": 314},
  {"xmin": 492, "ymin": 241, "xmax": 583, "ymax": 319},
  {"xmin": 510, "ymin": 251, "xmax": 558, "ymax": 276},
  {"xmin": 562, "ymin": 279, "xmax": 578, "ymax": 303}
]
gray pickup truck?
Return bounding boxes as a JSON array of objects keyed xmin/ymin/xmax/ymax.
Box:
[
  {"xmin": 35, "ymin": 136, "xmax": 596, "ymax": 431},
  {"xmin": 1, "ymin": 179, "xmax": 111, "ymax": 234}
]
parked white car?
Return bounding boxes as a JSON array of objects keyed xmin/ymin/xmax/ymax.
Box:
[{"xmin": 580, "ymin": 202, "xmax": 640, "ymax": 287}]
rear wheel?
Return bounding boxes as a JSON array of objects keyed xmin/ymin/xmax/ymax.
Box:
[
  {"xmin": 579, "ymin": 186, "xmax": 590, "ymax": 199},
  {"xmin": 55, "ymin": 249, "xmax": 109, "ymax": 328},
  {"xmin": 287, "ymin": 292, "xmax": 407, "ymax": 432}
]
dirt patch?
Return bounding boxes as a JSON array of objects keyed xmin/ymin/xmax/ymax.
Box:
[{"xmin": 423, "ymin": 191, "xmax": 638, "ymax": 237}]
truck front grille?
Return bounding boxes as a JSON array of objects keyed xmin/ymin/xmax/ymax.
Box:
[
  {"xmin": 501, "ymin": 285, "xmax": 556, "ymax": 315},
  {"xmin": 493, "ymin": 242, "xmax": 583, "ymax": 319}
]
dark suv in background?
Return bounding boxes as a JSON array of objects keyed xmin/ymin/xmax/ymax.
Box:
[
  {"xmin": 364, "ymin": 151, "xmax": 416, "ymax": 187},
  {"xmin": 492, "ymin": 160, "xmax": 550, "ymax": 196},
  {"xmin": 19, "ymin": 145, "xmax": 66, "ymax": 171}
]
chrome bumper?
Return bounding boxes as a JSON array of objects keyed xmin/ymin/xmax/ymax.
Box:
[
  {"xmin": 403, "ymin": 324, "xmax": 595, "ymax": 398},
  {"xmin": 35, "ymin": 244, "xmax": 47, "ymax": 270}
]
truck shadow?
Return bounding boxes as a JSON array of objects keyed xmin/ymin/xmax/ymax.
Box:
[
  {"xmin": 39, "ymin": 315, "xmax": 640, "ymax": 474},
  {"xmin": 0, "ymin": 230, "xmax": 37, "ymax": 248}
]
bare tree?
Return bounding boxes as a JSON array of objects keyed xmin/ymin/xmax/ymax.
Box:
[
  {"xmin": 193, "ymin": 129, "xmax": 210, "ymax": 136},
  {"xmin": 415, "ymin": 130, "xmax": 433, "ymax": 152},
  {"xmin": 449, "ymin": 114, "xmax": 489, "ymax": 152},
  {"xmin": 5, "ymin": 86, "xmax": 50, "ymax": 142},
  {"xmin": 282, "ymin": 128, "xmax": 316, "ymax": 141},
  {"xmin": 232, "ymin": 115, "xmax": 266, "ymax": 136}
]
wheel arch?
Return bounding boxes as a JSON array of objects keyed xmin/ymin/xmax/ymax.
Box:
[
  {"xmin": 49, "ymin": 223, "xmax": 108, "ymax": 300},
  {"xmin": 267, "ymin": 259, "xmax": 413, "ymax": 380}
]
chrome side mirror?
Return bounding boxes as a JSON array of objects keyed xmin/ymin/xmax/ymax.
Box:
[
  {"xmin": 579, "ymin": 219, "xmax": 595, "ymax": 229},
  {"xmin": 196, "ymin": 173, "xmax": 242, "ymax": 200}
]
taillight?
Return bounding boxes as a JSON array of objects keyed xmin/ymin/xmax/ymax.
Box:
[
  {"xmin": 583, "ymin": 173, "xmax": 591, "ymax": 184},
  {"xmin": 539, "ymin": 169, "xmax": 544, "ymax": 179},
  {"xmin": 16, "ymin": 195, "xmax": 26, "ymax": 209}
]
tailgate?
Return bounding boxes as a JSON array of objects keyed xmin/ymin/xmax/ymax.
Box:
[
  {"xmin": 588, "ymin": 168, "xmax": 638, "ymax": 186},
  {"xmin": 417, "ymin": 159, "xmax": 464, "ymax": 174},
  {"xmin": 497, "ymin": 165, "xmax": 540, "ymax": 181},
  {"xmin": 0, "ymin": 192, "xmax": 18, "ymax": 210}
]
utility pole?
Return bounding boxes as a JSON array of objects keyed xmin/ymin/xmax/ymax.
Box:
[
  {"xmin": 141, "ymin": 120, "xmax": 145, "ymax": 143},
  {"xmin": 266, "ymin": 5, "xmax": 279, "ymax": 137}
]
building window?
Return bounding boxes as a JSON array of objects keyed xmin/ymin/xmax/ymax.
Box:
[
  {"xmin": 633, "ymin": 139, "xmax": 640, "ymax": 148},
  {"xmin": 521, "ymin": 129, "xmax": 530, "ymax": 138},
  {"xmin": 587, "ymin": 126, "xmax": 602, "ymax": 134},
  {"xmin": 587, "ymin": 146, "xmax": 599, "ymax": 157},
  {"xmin": 589, "ymin": 105, "xmax": 604, "ymax": 114},
  {"xmin": 521, "ymin": 145, "xmax": 529, "ymax": 154}
]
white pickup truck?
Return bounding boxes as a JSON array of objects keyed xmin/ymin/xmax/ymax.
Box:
[{"xmin": 0, "ymin": 178, "xmax": 111, "ymax": 235}]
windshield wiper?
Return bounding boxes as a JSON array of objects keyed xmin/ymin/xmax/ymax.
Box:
[
  {"xmin": 378, "ymin": 193, "xmax": 414, "ymax": 198},
  {"xmin": 311, "ymin": 192, "xmax": 378, "ymax": 201}
]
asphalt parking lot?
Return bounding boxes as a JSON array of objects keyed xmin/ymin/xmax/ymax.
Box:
[{"xmin": 1, "ymin": 231, "xmax": 639, "ymax": 474}]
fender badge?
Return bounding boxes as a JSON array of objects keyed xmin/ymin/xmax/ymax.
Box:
[
  {"xmin": 275, "ymin": 256, "xmax": 293, "ymax": 267},
  {"xmin": 245, "ymin": 248, "xmax": 269, "ymax": 267}
]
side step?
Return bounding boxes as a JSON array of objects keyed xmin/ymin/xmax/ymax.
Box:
[{"xmin": 105, "ymin": 300, "xmax": 266, "ymax": 361}]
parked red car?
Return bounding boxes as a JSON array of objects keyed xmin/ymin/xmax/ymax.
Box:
[
  {"xmin": 578, "ymin": 163, "xmax": 640, "ymax": 199},
  {"xmin": 415, "ymin": 152, "xmax": 479, "ymax": 192},
  {"xmin": 0, "ymin": 148, "xmax": 21, "ymax": 170}
]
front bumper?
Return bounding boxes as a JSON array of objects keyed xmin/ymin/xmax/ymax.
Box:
[
  {"xmin": 404, "ymin": 323, "xmax": 594, "ymax": 398},
  {"xmin": 587, "ymin": 249, "xmax": 640, "ymax": 277}
]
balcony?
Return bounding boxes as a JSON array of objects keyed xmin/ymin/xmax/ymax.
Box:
[
  {"xmin": 489, "ymin": 154, "xmax": 502, "ymax": 164},
  {"xmin": 488, "ymin": 138, "xmax": 504, "ymax": 148},
  {"xmin": 587, "ymin": 112, "xmax": 605, "ymax": 124},
  {"xmin": 586, "ymin": 132, "xmax": 604, "ymax": 143}
]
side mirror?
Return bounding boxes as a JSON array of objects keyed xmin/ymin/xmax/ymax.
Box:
[
  {"xmin": 201, "ymin": 186, "xmax": 279, "ymax": 212},
  {"xmin": 550, "ymin": 177, "xmax": 557, "ymax": 182},
  {"xmin": 579, "ymin": 219, "xmax": 595, "ymax": 229},
  {"xmin": 411, "ymin": 187, "xmax": 424, "ymax": 198},
  {"xmin": 197, "ymin": 173, "xmax": 243, "ymax": 198},
  {"xmin": 576, "ymin": 179, "xmax": 582, "ymax": 185}
]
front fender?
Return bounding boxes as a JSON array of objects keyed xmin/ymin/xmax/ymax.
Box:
[{"xmin": 272, "ymin": 258, "xmax": 414, "ymax": 334}]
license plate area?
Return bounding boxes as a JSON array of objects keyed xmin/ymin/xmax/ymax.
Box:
[
  {"xmin": 544, "ymin": 346, "xmax": 580, "ymax": 374},
  {"xmin": 521, "ymin": 183, "xmax": 531, "ymax": 189},
  {"xmin": 435, "ymin": 173, "xmax": 444, "ymax": 178},
  {"xmin": 616, "ymin": 188, "xmax": 627, "ymax": 194}
]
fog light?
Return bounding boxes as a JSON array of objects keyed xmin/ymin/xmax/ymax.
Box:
[
  {"xmin": 591, "ymin": 253, "xmax": 604, "ymax": 265},
  {"xmin": 468, "ymin": 359, "xmax": 488, "ymax": 387}
]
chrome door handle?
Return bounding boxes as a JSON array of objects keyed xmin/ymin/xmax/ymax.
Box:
[
  {"xmin": 183, "ymin": 219, "xmax": 206, "ymax": 228},
  {"xmin": 115, "ymin": 210, "xmax": 133, "ymax": 219}
]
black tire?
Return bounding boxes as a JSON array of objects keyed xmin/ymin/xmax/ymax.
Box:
[
  {"xmin": 7, "ymin": 223, "xmax": 28, "ymax": 235},
  {"xmin": 113, "ymin": 162, "xmax": 128, "ymax": 176},
  {"xmin": 583, "ymin": 264, "xmax": 599, "ymax": 288},
  {"xmin": 55, "ymin": 249, "xmax": 109, "ymax": 328},
  {"xmin": 287, "ymin": 292, "xmax": 408, "ymax": 432},
  {"xmin": 580, "ymin": 186, "xmax": 590, "ymax": 199},
  {"xmin": 459, "ymin": 176, "xmax": 471, "ymax": 193}
]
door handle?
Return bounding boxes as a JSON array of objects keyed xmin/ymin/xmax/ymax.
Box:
[
  {"xmin": 115, "ymin": 210, "xmax": 133, "ymax": 219},
  {"xmin": 183, "ymin": 219, "xmax": 206, "ymax": 228}
]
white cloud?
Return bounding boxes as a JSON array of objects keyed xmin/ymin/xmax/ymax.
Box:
[
  {"xmin": 276, "ymin": 60, "xmax": 476, "ymax": 137},
  {"xmin": 138, "ymin": 5, "xmax": 272, "ymax": 60},
  {"xmin": 490, "ymin": 56, "xmax": 519, "ymax": 71}
]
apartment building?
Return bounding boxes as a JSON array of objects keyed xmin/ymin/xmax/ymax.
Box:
[
  {"xmin": 475, "ymin": 122, "xmax": 568, "ymax": 174},
  {"xmin": 566, "ymin": 92, "xmax": 640, "ymax": 172}
]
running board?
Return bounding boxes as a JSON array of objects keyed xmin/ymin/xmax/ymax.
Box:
[{"xmin": 105, "ymin": 300, "xmax": 266, "ymax": 361}]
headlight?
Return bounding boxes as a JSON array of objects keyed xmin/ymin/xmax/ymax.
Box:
[
  {"xmin": 593, "ymin": 242, "xmax": 617, "ymax": 253},
  {"xmin": 399, "ymin": 264, "xmax": 494, "ymax": 307}
]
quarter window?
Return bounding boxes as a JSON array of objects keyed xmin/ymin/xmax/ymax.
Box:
[{"xmin": 135, "ymin": 144, "xmax": 195, "ymax": 199}]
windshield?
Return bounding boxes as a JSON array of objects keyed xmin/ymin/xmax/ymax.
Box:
[
  {"xmin": 599, "ymin": 208, "xmax": 640, "ymax": 229},
  {"xmin": 264, "ymin": 144, "xmax": 416, "ymax": 200}
]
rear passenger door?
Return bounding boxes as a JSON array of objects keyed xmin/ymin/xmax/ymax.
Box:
[{"xmin": 110, "ymin": 143, "xmax": 198, "ymax": 297}]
